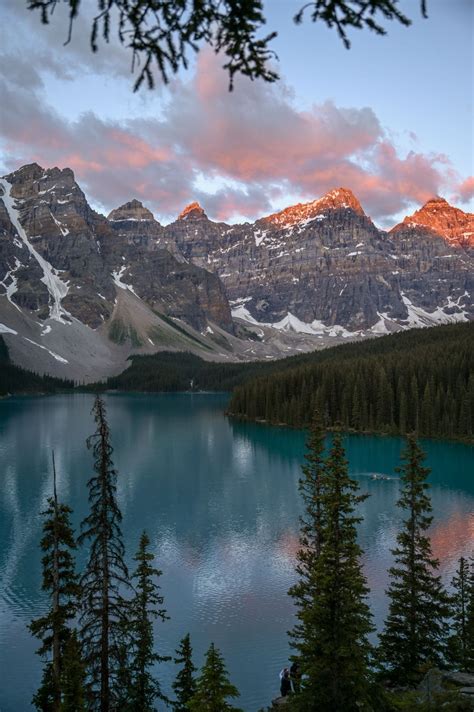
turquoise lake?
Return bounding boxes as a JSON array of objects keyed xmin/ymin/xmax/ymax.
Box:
[{"xmin": 0, "ymin": 393, "xmax": 473, "ymax": 711}]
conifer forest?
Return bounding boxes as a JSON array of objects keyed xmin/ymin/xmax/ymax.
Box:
[{"xmin": 229, "ymin": 323, "xmax": 474, "ymax": 441}]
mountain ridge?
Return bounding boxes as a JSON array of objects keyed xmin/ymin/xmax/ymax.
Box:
[
  {"xmin": 391, "ymin": 196, "xmax": 474, "ymax": 247},
  {"xmin": 1, "ymin": 163, "xmax": 472, "ymax": 380}
]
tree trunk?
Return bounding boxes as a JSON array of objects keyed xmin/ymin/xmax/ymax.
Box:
[{"xmin": 52, "ymin": 453, "xmax": 61, "ymax": 712}]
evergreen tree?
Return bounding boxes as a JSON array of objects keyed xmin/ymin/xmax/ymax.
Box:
[
  {"xmin": 32, "ymin": 665, "xmax": 56, "ymax": 712},
  {"xmin": 289, "ymin": 432, "xmax": 374, "ymax": 711},
  {"xmin": 78, "ymin": 395, "xmax": 131, "ymax": 711},
  {"xmin": 466, "ymin": 557, "xmax": 474, "ymax": 674},
  {"xmin": 173, "ymin": 634, "xmax": 197, "ymax": 711},
  {"xmin": 378, "ymin": 436, "xmax": 450, "ymax": 685},
  {"xmin": 128, "ymin": 531, "xmax": 170, "ymax": 711},
  {"xmin": 447, "ymin": 556, "xmax": 474, "ymax": 673},
  {"xmin": 114, "ymin": 626, "xmax": 134, "ymax": 712},
  {"xmin": 29, "ymin": 453, "xmax": 79, "ymax": 712},
  {"xmin": 288, "ymin": 412, "xmax": 326, "ymax": 657},
  {"xmin": 60, "ymin": 631, "xmax": 87, "ymax": 712},
  {"xmin": 189, "ymin": 643, "xmax": 242, "ymax": 712}
]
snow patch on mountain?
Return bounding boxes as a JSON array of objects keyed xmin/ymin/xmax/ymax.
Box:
[
  {"xmin": 112, "ymin": 266, "xmax": 139, "ymax": 296},
  {"xmin": 0, "ymin": 178, "xmax": 71, "ymax": 323},
  {"xmin": 253, "ymin": 229, "xmax": 269, "ymax": 247},
  {"xmin": 23, "ymin": 336, "xmax": 69, "ymax": 363},
  {"xmin": 232, "ymin": 304, "xmax": 355, "ymax": 338},
  {"xmin": 109, "ymin": 217, "xmax": 153, "ymax": 223},
  {"xmin": 0, "ymin": 322, "xmax": 17, "ymax": 335},
  {"xmin": 401, "ymin": 292, "xmax": 469, "ymax": 327},
  {"xmin": 232, "ymin": 291, "xmax": 471, "ymax": 340},
  {"xmin": 50, "ymin": 211, "xmax": 70, "ymax": 236},
  {"xmin": 0, "ymin": 258, "xmax": 22, "ymax": 311}
]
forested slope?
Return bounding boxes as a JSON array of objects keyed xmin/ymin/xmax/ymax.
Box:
[
  {"xmin": 3, "ymin": 323, "xmax": 474, "ymax": 441},
  {"xmin": 103, "ymin": 350, "xmax": 295, "ymax": 392},
  {"xmin": 0, "ymin": 336, "xmax": 73, "ymax": 395},
  {"xmin": 228, "ymin": 322, "xmax": 474, "ymax": 440}
]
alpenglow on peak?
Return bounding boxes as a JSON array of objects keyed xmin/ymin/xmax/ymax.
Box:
[
  {"xmin": 178, "ymin": 202, "xmax": 208, "ymax": 220},
  {"xmin": 392, "ymin": 196, "xmax": 474, "ymax": 247},
  {"xmin": 262, "ymin": 187, "xmax": 365, "ymax": 228}
]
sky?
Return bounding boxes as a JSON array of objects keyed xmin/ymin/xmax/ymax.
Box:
[{"xmin": 0, "ymin": 0, "xmax": 473, "ymax": 227}]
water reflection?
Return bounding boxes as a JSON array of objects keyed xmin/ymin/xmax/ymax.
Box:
[{"xmin": 0, "ymin": 394, "xmax": 473, "ymax": 711}]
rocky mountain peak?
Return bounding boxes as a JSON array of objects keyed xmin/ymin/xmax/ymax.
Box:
[
  {"xmin": 2, "ymin": 163, "xmax": 80, "ymax": 205},
  {"xmin": 262, "ymin": 187, "xmax": 365, "ymax": 229},
  {"xmin": 178, "ymin": 202, "xmax": 207, "ymax": 220},
  {"xmin": 4, "ymin": 162, "xmax": 46, "ymax": 188},
  {"xmin": 108, "ymin": 199, "xmax": 156, "ymax": 223},
  {"xmin": 392, "ymin": 197, "xmax": 474, "ymax": 247},
  {"xmin": 4, "ymin": 162, "xmax": 43, "ymax": 180},
  {"xmin": 318, "ymin": 187, "xmax": 365, "ymax": 214}
]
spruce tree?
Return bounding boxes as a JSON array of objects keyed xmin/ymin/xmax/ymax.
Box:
[
  {"xmin": 78, "ymin": 395, "xmax": 131, "ymax": 711},
  {"xmin": 288, "ymin": 412, "xmax": 326, "ymax": 658},
  {"xmin": 289, "ymin": 431, "xmax": 374, "ymax": 712},
  {"xmin": 173, "ymin": 633, "xmax": 197, "ymax": 711},
  {"xmin": 114, "ymin": 626, "xmax": 134, "ymax": 712},
  {"xmin": 467, "ymin": 557, "xmax": 474, "ymax": 674},
  {"xmin": 60, "ymin": 631, "xmax": 87, "ymax": 712},
  {"xmin": 378, "ymin": 435, "xmax": 450, "ymax": 686},
  {"xmin": 189, "ymin": 643, "xmax": 242, "ymax": 712},
  {"xmin": 128, "ymin": 530, "xmax": 170, "ymax": 711},
  {"xmin": 447, "ymin": 556, "xmax": 474, "ymax": 673},
  {"xmin": 29, "ymin": 453, "xmax": 79, "ymax": 712}
]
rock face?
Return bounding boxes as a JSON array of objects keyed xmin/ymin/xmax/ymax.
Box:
[
  {"xmin": 105, "ymin": 200, "xmax": 234, "ymax": 332},
  {"xmin": 165, "ymin": 189, "xmax": 473, "ymax": 335},
  {"xmin": 393, "ymin": 197, "xmax": 474, "ymax": 248},
  {"xmin": 1, "ymin": 163, "xmax": 473, "ymax": 378},
  {"xmin": 0, "ymin": 163, "xmax": 114, "ymax": 327},
  {"xmin": 418, "ymin": 668, "xmax": 474, "ymax": 708},
  {"xmin": 0, "ymin": 165, "xmax": 233, "ymax": 334}
]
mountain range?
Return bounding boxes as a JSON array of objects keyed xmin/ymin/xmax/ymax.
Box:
[{"xmin": 0, "ymin": 163, "xmax": 472, "ymax": 381}]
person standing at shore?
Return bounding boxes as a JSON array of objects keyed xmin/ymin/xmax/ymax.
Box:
[{"xmin": 279, "ymin": 667, "xmax": 292, "ymax": 697}]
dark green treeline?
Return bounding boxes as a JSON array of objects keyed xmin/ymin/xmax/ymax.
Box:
[
  {"xmin": 0, "ymin": 336, "xmax": 73, "ymax": 395},
  {"xmin": 229, "ymin": 322, "xmax": 474, "ymax": 440}
]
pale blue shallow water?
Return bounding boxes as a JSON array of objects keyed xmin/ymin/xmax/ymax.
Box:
[{"xmin": 0, "ymin": 393, "xmax": 473, "ymax": 711}]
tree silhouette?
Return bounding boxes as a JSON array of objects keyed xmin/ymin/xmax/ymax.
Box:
[
  {"xmin": 127, "ymin": 530, "xmax": 170, "ymax": 711},
  {"xmin": 189, "ymin": 643, "xmax": 242, "ymax": 712},
  {"xmin": 289, "ymin": 431, "xmax": 375, "ymax": 711},
  {"xmin": 27, "ymin": 0, "xmax": 428, "ymax": 90},
  {"xmin": 29, "ymin": 453, "xmax": 80, "ymax": 712},
  {"xmin": 173, "ymin": 633, "xmax": 197, "ymax": 711},
  {"xmin": 378, "ymin": 436, "xmax": 450, "ymax": 685},
  {"xmin": 288, "ymin": 412, "xmax": 327, "ymax": 660},
  {"xmin": 78, "ymin": 395, "xmax": 131, "ymax": 711},
  {"xmin": 60, "ymin": 631, "xmax": 87, "ymax": 712},
  {"xmin": 447, "ymin": 556, "xmax": 474, "ymax": 673}
]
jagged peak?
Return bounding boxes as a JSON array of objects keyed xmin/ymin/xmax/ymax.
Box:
[
  {"xmin": 322, "ymin": 187, "xmax": 364, "ymax": 211},
  {"xmin": 391, "ymin": 196, "xmax": 474, "ymax": 247},
  {"xmin": 422, "ymin": 195, "xmax": 449, "ymax": 207},
  {"xmin": 2, "ymin": 164, "xmax": 79, "ymax": 198},
  {"xmin": 108, "ymin": 199, "xmax": 156, "ymax": 223},
  {"xmin": 178, "ymin": 201, "xmax": 207, "ymax": 220},
  {"xmin": 261, "ymin": 187, "xmax": 365, "ymax": 228},
  {"xmin": 4, "ymin": 162, "xmax": 45, "ymax": 182}
]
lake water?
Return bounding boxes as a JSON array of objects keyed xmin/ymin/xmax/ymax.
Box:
[{"xmin": 0, "ymin": 393, "xmax": 473, "ymax": 711}]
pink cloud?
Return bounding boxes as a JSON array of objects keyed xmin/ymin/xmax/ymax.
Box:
[
  {"xmin": 454, "ymin": 176, "xmax": 474, "ymax": 203},
  {"xmin": 167, "ymin": 53, "xmax": 383, "ymax": 185},
  {"xmin": 159, "ymin": 52, "xmax": 464, "ymax": 219},
  {"xmin": 0, "ymin": 49, "xmax": 469, "ymax": 223}
]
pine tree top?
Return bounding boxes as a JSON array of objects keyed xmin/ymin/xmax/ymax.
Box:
[{"xmin": 189, "ymin": 643, "xmax": 242, "ymax": 712}]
